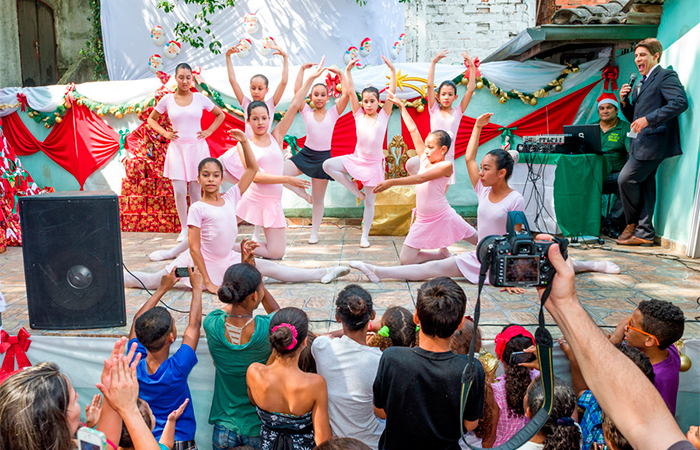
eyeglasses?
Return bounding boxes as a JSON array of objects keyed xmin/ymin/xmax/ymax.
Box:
[{"xmin": 627, "ymin": 317, "xmax": 660, "ymax": 346}]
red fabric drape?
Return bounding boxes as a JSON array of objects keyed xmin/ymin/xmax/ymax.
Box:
[
  {"xmin": 202, "ymin": 110, "xmax": 245, "ymax": 158},
  {"xmin": 401, "ymin": 105, "xmax": 431, "ymax": 149},
  {"xmin": 330, "ymin": 112, "xmax": 357, "ymax": 157},
  {"xmin": 2, "ymin": 105, "xmax": 120, "ymax": 188},
  {"xmin": 453, "ymin": 80, "xmax": 602, "ymax": 158}
]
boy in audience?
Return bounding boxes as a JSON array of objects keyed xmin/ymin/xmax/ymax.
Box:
[
  {"xmin": 373, "ymin": 277, "xmax": 485, "ymax": 450},
  {"xmin": 128, "ymin": 267, "xmax": 203, "ymax": 450},
  {"xmin": 610, "ymin": 299, "xmax": 685, "ymax": 414}
]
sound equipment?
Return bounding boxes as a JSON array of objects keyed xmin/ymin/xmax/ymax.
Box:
[{"xmin": 19, "ymin": 192, "xmax": 126, "ymax": 329}]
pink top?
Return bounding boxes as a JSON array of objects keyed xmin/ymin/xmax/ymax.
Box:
[
  {"xmin": 301, "ymin": 104, "xmax": 340, "ymax": 150},
  {"xmin": 246, "ymin": 135, "xmax": 283, "ymax": 198},
  {"xmin": 187, "ymin": 185, "xmax": 242, "ymax": 261},
  {"xmin": 242, "ymin": 97, "xmax": 276, "ymax": 138},
  {"xmin": 415, "ymin": 157, "xmax": 450, "ymax": 217},
  {"xmin": 491, "ymin": 369, "xmax": 540, "ymax": 447},
  {"xmin": 354, "ymin": 109, "xmax": 389, "ymax": 161},
  {"xmin": 156, "ymin": 93, "xmax": 215, "ymax": 140},
  {"xmin": 429, "ymin": 102, "xmax": 462, "ymax": 154},
  {"xmin": 474, "ymin": 180, "xmax": 525, "ymax": 242}
]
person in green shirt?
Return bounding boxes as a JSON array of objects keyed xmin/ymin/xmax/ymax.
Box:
[{"xmin": 596, "ymin": 93, "xmax": 630, "ymax": 238}]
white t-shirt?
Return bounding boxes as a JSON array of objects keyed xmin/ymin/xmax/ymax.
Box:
[
  {"xmin": 311, "ymin": 335, "xmax": 384, "ymax": 449},
  {"xmin": 516, "ymin": 441, "xmax": 544, "ymax": 450}
]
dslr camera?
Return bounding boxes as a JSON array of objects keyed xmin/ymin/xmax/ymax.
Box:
[{"xmin": 476, "ymin": 211, "xmax": 568, "ymax": 287}]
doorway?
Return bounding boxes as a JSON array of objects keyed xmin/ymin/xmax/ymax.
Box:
[{"xmin": 17, "ymin": 0, "xmax": 58, "ymax": 87}]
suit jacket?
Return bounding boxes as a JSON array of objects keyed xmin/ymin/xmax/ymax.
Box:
[{"xmin": 621, "ymin": 66, "xmax": 688, "ymax": 161}]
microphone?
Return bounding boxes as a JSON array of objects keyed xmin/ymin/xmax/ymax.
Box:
[{"xmin": 622, "ymin": 74, "xmax": 637, "ymax": 101}]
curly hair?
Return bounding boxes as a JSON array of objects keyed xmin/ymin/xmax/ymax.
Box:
[
  {"xmin": 450, "ymin": 316, "xmax": 482, "ymax": 355},
  {"xmin": 637, "ymin": 299, "xmax": 685, "ymax": 349},
  {"xmin": 526, "ymin": 375, "xmax": 581, "ymax": 450},
  {"xmin": 367, "ymin": 306, "xmax": 417, "ymax": 350},
  {"xmin": 500, "ymin": 326, "xmax": 535, "ymax": 417}
]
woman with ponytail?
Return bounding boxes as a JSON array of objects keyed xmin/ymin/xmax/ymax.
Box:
[
  {"xmin": 492, "ymin": 325, "xmax": 540, "ymax": 446},
  {"xmin": 247, "ymin": 307, "xmax": 332, "ymax": 449},
  {"xmin": 204, "ymin": 262, "xmax": 280, "ymax": 450},
  {"xmin": 518, "ymin": 375, "xmax": 581, "ymax": 450}
]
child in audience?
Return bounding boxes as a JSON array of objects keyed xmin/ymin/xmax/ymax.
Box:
[
  {"xmin": 128, "ymin": 267, "xmax": 203, "ymax": 450},
  {"xmin": 492, "ymin": 325, "xmax": 540, "ymax": 446},
  {"xmin": 518, "ymin": 375, "xmax": 581, "ymax": 450},
  {"xmin": 314, "ymin": 437, "xmax": 372, "ymax": 450},
  {"xmin": 119, "ymin": 398, "xmax": 189, "ymax": 450},
  {"xmin": 610, "ymin": 299, "xmax": 685, "ymax": 414},
  {"xmin": 373, "ymin": 277, "xmax": 485, "ymax": 450},
  {"xmin": 366, "ymin": 306, "xmax": 417, "ymax": 350},
  {"xmin": 686, "ymin": 425, "xmax": 700, "ymax": 449},
  {"xmin": 312, "ymin": 285, "xmax": 384, "ymax": 449},
  {"xmin": 299, "ymin": 331, "xmax": 318, "ymax": 373},
  {"xmin": 204, "ymin": 262, "xmax": 280, "ymax": 449},
  {"xmin": 247, "ymin": 307, "xmax": 332, "ymax": 449}
]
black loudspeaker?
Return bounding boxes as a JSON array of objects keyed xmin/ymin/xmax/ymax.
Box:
[{"xmin": 19, "ymin": 192, "xmax": 126, "ymax": 329}]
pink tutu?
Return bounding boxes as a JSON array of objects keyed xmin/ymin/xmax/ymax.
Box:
[
  {"xmin": 166, "ymin": 249, "xmax": 242, "ymax": 288},
  {"xmin": 236, "ymin": 189, "xmax": 286, "ymax": 228},
  {"xmin": 219, "ymin": 146, "xmax": 245, "ymax": 180},
  {"xmin": 404, "ymin": 207, "xmax": 475, "ymax": 250},
  {"xmin": 164, "ymin": 139, "xmax": 211, "ymax": 182},
  {"xmin": 341, "ymin": 153, "xmax": 385, "ymax": 187}
]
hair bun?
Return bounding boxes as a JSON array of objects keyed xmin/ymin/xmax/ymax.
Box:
[{"xmin": 507, "ymin": 149, "xmax": 519, "ymax": 164}]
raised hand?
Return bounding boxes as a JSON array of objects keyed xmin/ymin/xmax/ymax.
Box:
[
  {"xmin": 327, "ymin": 67, "xmax": 342, "ymax": 76},
  {"xmin": 84, "ymin": 394, "xmax": 103, "ymax": 428},
  {"xmin": 240, "ymin": 238, "xmax": 260, "ymax": 266},
  {"xmin": 301, "ymin": 62, "xmax": 314, "ymax": 70},
  {"xmin": 475, "ymin": 112, "xmax": 493, "ymax": 128},
  {"xmin": 385, "ymin": 91, "xmax": 402, "ymax": 107},
  {"xmin": 189, "ymin": 266, "xmax": 203, "ymax": 292},
  {"xmin": 382, "ymin": 55, "xmax": 395, "ymax": 71},
  {"xmin": 346, "ymin": 58, "xmax": 359, "ymax": 71},
  {"xmin": 269, "ymin": 43, "xmax": 286, "ymax": 58},
  {"xmin": 229, "ymin": 128, "xmax": 247, "ymax": 142},
  {"xmin": 432, "ymin": 49, "xmax": 449, "ymax": 63},
  {"xmin": 462, "ymin": 50, "xmax": 475, "ymax": 66},
  {"xmin": 159, "ymin": 268, "xmax": 179, "ymax": 292},
  {"xmin": 167, "ymin": 398, "xmax": 190, "ymax": 422},
  {"xmin": 226, "ymin": 46, "xmax": 241, "ymax": 57},
  {"xmin": 286, "ymin": 176, "xmax": 311, "ymax": 189}
]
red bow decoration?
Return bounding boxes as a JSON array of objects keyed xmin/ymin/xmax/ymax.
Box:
[
  {"xmin": 64, "ymin": 83, "xmax": 76, "ymax": 105},
  {"xmin": 16, "ymin": 93, "xmax": 28, "ymax": 112},
  {"xmin": 0, "ymin": 328, "xmax": 32, "ymax": 377},
  {"xmin": 326, "ymin": 73, "xmax": 341, "ymax": 98},
  {"xmin": 463, "ymin": 56, "xmax": 481, "ymax": 80},
  {"xmin": 602, "ymin": 65, "xmax": 619, "ymax": 92},
  {"xmin": 156, "ymin": 71, "xmax": 171, "ymax": 85}
]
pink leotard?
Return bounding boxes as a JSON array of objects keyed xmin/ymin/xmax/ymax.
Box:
[
  {"xmin": 403, "ymin": 158, "xmax": 475, "ymax": 250},
  {"xmin": 242, "ymin": 97, "xmax": 276, "ymax": 138},
  {"xmin": 167, "ymin": 186, "xmax": 242, "ymax": 287},
  {"xmin": 340, "ymin": 109, "xmax": 389, "ymax": 187},
  {"xmin": 428, "ymin": 102, "xmax": 462, "ymax": 185},
  {"xmin": 156, "ymin": 93, "xmax": 215, "ymax": 181},
  {"xmin": 454, "ymin": 180, "xmax": 525, "ymax": 283},
  {"xmin": 235, "ymin": 135, "xmax": 286, "ymax": 228},
  {"xmin": 300, "ymin": 104, "xmax": 340, "ymax": 150}
]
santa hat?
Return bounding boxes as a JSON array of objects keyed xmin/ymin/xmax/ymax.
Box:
[{"xmin": 597, "ymin": 92, "xmax": 619, "ymax": 109}]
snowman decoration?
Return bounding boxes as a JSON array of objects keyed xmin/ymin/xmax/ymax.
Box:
[
  {"xmin": 257, "ymin": 36, "xmax": 275, "ymax": 56},
  {"xmin": 149, "ymin": 54, "xmax": 163, "ymax": 73},
  {"xmin": 237, "ymin": 38, "xmax": 252, "ymax": 58},
  {"xmin": 163, "ymin": 40, "xmax": 181, "ymax": 59},
  {"xmin": 151, "ymin": 26, "xmax": 166, "ymax": 46},
  {"xmin": 359, "ymin": 38, "xmax": 371, "ymax": 57},
  {"xmin": 243, "ymin": 13, "xmax": 260, "ymax": 34},
  {"xmin": 344, "ymin": 46, "xmax": 359, "ymax": 65}
]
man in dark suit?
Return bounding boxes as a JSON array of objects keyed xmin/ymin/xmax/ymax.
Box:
[{"xmin": 616, "ymin": 38, "xmax": 688, "ymax": 245}]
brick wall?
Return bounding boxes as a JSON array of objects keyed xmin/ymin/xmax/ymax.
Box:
[{"xmin": 404, "ymin": 0, "xmax": 537, "ymax": 63}]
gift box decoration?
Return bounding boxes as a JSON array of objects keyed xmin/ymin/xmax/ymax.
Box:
[
  {"xmin": 124, "ymin": 158, "xmax": 147, "ymax": 179},
  {"xmin": 146, "ymin": 196, "xmax": 164, "ymax": 214},
  {"xmin": 120, "ymin": 213, "xmax": 139, "ymax": 232},
  {"xmin": 129, "ymin": 196, "xmax": 146, "ymax": 213},
  {"xmin": 162, "ymin": 196, "xmax": 177, "ymax": 214},
  {"xmin": 121, "ymin": 178, "xmax": 140, "ymax": 196},
  {"xmin": 138, "ymin": 178, "xmax": 156, "ymax": 196},
  {"xmin": 156, "ymin": 178, "xmax": 173, "ymax": 197}
]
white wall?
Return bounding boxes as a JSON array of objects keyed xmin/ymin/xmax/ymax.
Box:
[{"xmin": 404, "ymin": 0, "xmax": 536, "ymax": 63}]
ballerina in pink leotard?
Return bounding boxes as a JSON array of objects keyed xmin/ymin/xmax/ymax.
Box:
[
  {"xmin": 351, "ymin": 113, "xmax": 620, "ymax": 292},
  {"xmin": 323, "ymin": 56, "xmax": 397, "ymax": 248},
  {"xmin": 372, "ymin": 92, "xmax": 476, "ymax": 265}
]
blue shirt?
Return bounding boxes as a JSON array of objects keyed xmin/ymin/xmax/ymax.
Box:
[
  {"xmin": 578, "ymin": 390, "xmax": 604, "ymax": 448},
  {"xmin": 129, "ymin": 338, "xmax": 198, "ymax": 441}
]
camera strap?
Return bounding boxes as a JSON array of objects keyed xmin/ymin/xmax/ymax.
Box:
[{"xmin": 459, "ymin": 249, "xmax": 555, "ymax": 450}]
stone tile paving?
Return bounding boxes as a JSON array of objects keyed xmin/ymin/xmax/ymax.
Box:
[{"xmin": 1, "ymin": 224, "xmax": 699, "ymax": 340}]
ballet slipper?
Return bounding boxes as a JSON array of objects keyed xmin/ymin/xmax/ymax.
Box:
[
  {"xmin": 349, "ymin": 261, "xmax": 380, "ymax": 283},
  {"xmin": 360, "ymin": 237, "xmax": 371, "ymax": 248},
  {"xmin": 176, "ymin": 229, "xmax": 188, "ymax": 242},
  {"xmin": 320, "ymin": 266, "xmax": 351, "ymax": 284},
  {"xmin": 149, "ymin": 250, "xmax": 173, "ymax": 262},
  {"xmin": 593, "ymin": 261, "xmax": 620, "ymax": 274},
  {"xmin": 308, "ymin": 233, "xmax": 319, "ymax": 245}
]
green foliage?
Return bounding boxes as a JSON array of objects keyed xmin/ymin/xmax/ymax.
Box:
[{"xmin": 80, "ymin": 0, "xmax": 108, "ymax": 80}]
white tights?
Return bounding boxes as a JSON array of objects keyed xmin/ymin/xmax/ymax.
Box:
[
  {"xmin": 253, "ymin": 227, "xmax": 287, "ymax": 260},
  {"xmin": 172, "ymin": 180, "xmax": 202, "ymax": 233},
  {"xmin": 283, "ymin": 161, "xmax": 329, "ymax": 242}
]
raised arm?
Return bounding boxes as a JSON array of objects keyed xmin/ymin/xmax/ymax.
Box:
[
  {"xmin": 229, "ymin": 129, "xmax": 258, "ymax": 195},
  {"xmin": 427, "ymin": 50, "xmax": 448, "ymax": 110},
  {"xmin": 270, "ymin": 44, "xmax": 289, "ymax": 106},
  {"xmin": 225, "ymin": 46, "xmax": 245, "ymax": 104},
  {"xmin": 466, "ymin": 113, "xmax": 493, "ymax": 188},
  {"xmin": 460, "ymin": 50, "xmax": 477, "ymax": 113},
  {"xmin": 311, "ymin": 378, "xmax": 333, "ymax": 445},
  {"xmin": 373, "ymin": 161, "xmax": 452, "ymax": 194},
  {"xmin": 328, "ymin": 67, "xmax": 350, "ymax": 115},
  {"xmin": 273, "ymin": 63, "xmax": 325, "ymax": 142},
  {"xmin": 387, "ymin": 91, "xmax": 424, "ymax": 155},
  {"xmin": 294, "ymin": 64, "xmax": 313, "ymax": 94},
  {"xmin": 382, "ymin": 56, "xmax": 397, "ymax": 115},
  {"xmin": 128, "ymin": 270, "xmax": 179, "ymax": 341},
  {"xmin": 181, "ymin": 266, "xmax": 203, "ymax": 351},
  {"xmin": 346, "ymin": 59, "xmax": 360, "ymax": 114},
  {"xmin": 159, "ymin": 399, "xmax": 189, "ymax": 450}
]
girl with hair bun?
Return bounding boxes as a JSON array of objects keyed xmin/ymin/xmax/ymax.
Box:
[
  {"xmin": 312, "ymin": 285, "xmax": 384, "ymax": 449},
  {"xmin": 247, "ymin": 307, "xmax": 332, "ymax": 450},
  {"xmin": 521, "ymin": 375, "xmax": 581, "ymax": 450},
  {"xmin": 367, "ymin": 306, "xmax": 417, "ymax": 351}
]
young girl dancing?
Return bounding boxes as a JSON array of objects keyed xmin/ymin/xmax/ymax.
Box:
[
  {"xmin": 373, "ymin": 92, "xmax": 476, "ymax": 265},
  {"xmin": 124, "ymin": 134, "xmax": 349, "ymax": 293},
  {"xmin": 351, "ymin": 113, "xmax": 619, "ymax": 289},
  {"xmin": 235, "ymin": 64, "xmax": 328, "ymax": 260},
  {"xmin": 147, "ymin": 62, "xmax": 225, "ymax": 241},
  {"xmin": 405, "ymin": 49, "xmax": 476, "ymax": 183},
  {"xmin": 287, "ymin": 62, "xmax": 350, "ymax": 244},
  {"xmin": 247, "ymin": 307, "xmax": 333, "ymax": 449},
  {"xmin": 322, "ymin": 56, "xmax": 397, "ymax": 248}
]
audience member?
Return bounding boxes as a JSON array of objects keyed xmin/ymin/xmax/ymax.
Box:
[
  {"xmin": 312, "ymin": 285, "xmax": 384, "ymax": 449},
  {"xmin": 314, "ymin": 437, "xmax": 372, "ymax": 450},
  {"xmin": 366, "ymin": 306, "xmax": 417, "ymax": 350},
  {"xmin": 373, "ymin": 277, "xmax": 485, "ymax": 450},
  {"xmin": 299, "ymin": 331, "xmax": 318, "ymax": 373}
]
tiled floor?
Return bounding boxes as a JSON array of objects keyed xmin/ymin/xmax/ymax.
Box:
[{"xmin": 1, "ymin": 224, "xmax": 699, "ymax": 340}]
